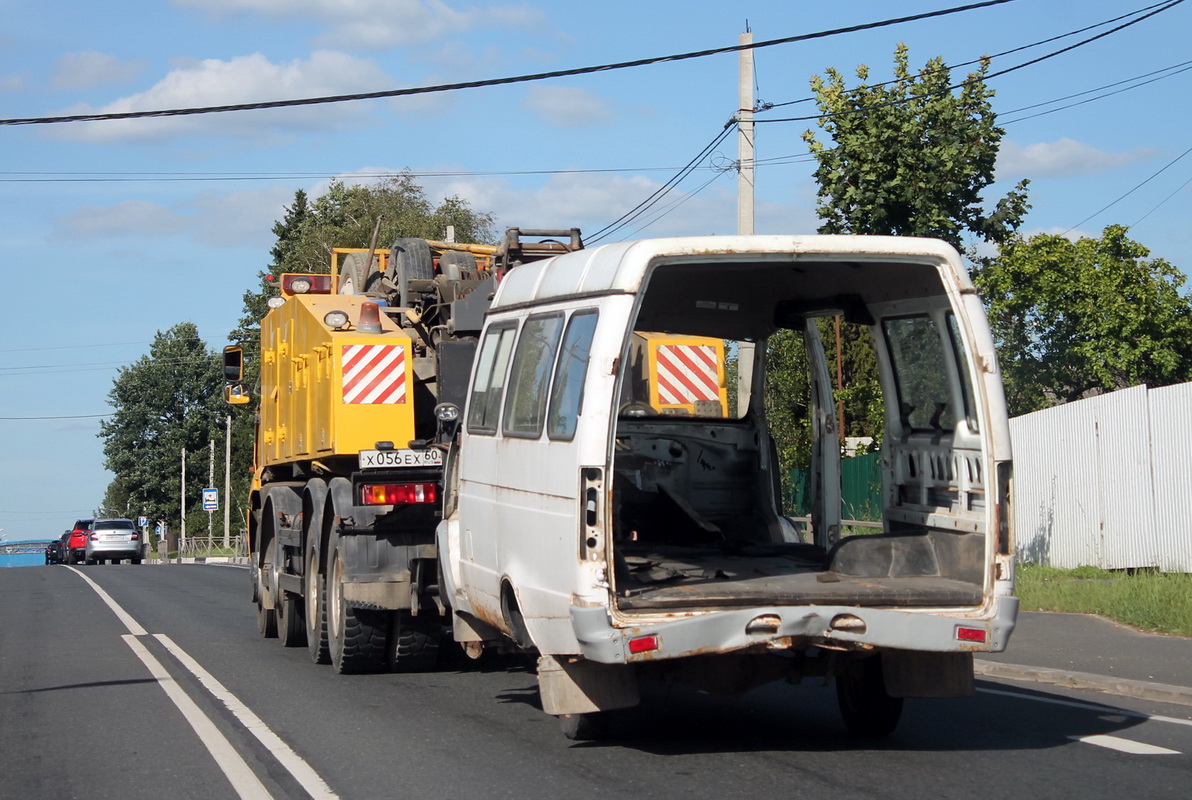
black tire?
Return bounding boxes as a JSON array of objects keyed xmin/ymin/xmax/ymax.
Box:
[
  {"xmin": 305, "ymin": 541, "xmax": 330, "ymax": 665},
  {"xmin": 558, "ymin": 713, "xmax": 608, "ymax": 741},
  {"xmin": 437, "ymin": 250, "xmax": 476, "ymax": 281},
  {"xmin": 391, "ymin": 238, "xmax": 434, "ymax": 308},
  {"xmin": 388, "ymin": 612, "xmax": 442, "ymax": 673},
  {"xmin": 337, "ymin": 252, "xmax": 381, "ymax": 295},
  {"xmin": 131, "ymin": 557, "xmax": 142, "ymax": 565},
  {"xmin": 327, "ymin": 536, "xmax": 387, "ymax": 674},
  {"xmin": 836, "ymin": 655, "xmax": 903, "ymax": 738},
  {"xmin": 257, "ymin": 538, "xmax": 278, "ymax": 639},
  {"xmin": 277, "ymin": 592, "xmax": 306, "ymax": 648}
]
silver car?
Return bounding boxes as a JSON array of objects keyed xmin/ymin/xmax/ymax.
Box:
[{"xmin": 84, "ymin": 518, "xmax": 143, "ymax": 564}]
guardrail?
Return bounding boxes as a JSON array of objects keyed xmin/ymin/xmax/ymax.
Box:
[{"xmin": 150, "ymin": 535, "xmax": 247, "ymax": 563}]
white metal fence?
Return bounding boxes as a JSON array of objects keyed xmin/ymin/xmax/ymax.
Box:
[{"xmin": 1011, "ymin": 382, "xmax": 1192, "ymax": 572}]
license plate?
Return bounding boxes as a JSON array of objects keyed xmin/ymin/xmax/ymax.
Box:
[
  {"xmin": 358, "ymin": 448, "xmax": 443, "ymax": 469},
  {"xmin": 102, "ymin": 534, "xmax": 125, "ymax": 541}
]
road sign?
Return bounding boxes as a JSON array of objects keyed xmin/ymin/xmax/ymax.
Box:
[
  {"xmin": 137, "ymin": 516, "xmax": 148, "ymax": 528},
  {"xmin": 202, "ymin": 488, "xmax": 219, "ymax": 511}
]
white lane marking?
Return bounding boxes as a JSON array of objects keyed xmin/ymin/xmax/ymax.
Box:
[
  {"xmin": 1071, "ymin": 734, "xmax": 1181, "ymax": 755},
  {"xmin": 978, "ymin": 687, "xmax": 1192, "ymax": 728},
  {"xmin": 155, "ymin": 634, "xmax": 340, "ymax": 800},
  {"xmin": 123, "ymin": 634, "xmax": 273, "ymax": 800},
  {"xmin": 68, "ymin": 566, "xmax": 148, "ymax": 636},
  {"xmin": 70, "ymin": 568, "xmax": 340, "ymax": 800}
]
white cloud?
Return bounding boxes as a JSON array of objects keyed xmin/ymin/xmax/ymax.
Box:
[
  {"xmin": 521, "ymin": 85, "xmax": 612, "ymax": 129},
  {"xmin": 50, "ymin": 51, "xmax": 395, "ymax": 143},
  {"xmin": 173, "ymin": 0, "xmax": 544, "ymax": 50},
  {"xmin": 998, "ymin": 138, "xmax": 1154, "ymax": 178},
  {"xmin": 51, "ymin": 51, "xmax": 145, "ymax": 91},
  {"xmin": 55, "ymin": 187, "xmax": 291, "ymax": 246}
]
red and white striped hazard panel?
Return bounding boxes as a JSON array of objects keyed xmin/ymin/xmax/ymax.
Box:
[
  {"xmin": 342, "ymin": 344, "xmax": 407, "ymax": 404},
  {"xmin": 655, "ymin": 344, "xmax": 720, "ymax": 405}
]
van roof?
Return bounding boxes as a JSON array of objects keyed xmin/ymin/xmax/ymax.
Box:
[{"xmin": 489, "ymin": 234, "xmax": 968, "ymax": 312}]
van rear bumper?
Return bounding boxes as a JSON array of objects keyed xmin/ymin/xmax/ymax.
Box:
[{"xmin": 571, "ymin": 595, "xmax": 1019, "ymax": 664}]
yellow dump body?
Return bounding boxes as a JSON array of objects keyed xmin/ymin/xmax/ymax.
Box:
[{"xmin": 257, "ymin": 293, "xmax": 416, "ymax": 468}]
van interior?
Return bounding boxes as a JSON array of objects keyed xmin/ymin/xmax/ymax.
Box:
[{"xmin": 610, "ymin": 255, "xmax": 990, "ymax": 612}]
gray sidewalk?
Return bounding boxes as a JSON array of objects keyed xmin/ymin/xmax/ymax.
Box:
[{"xmin": 975, "ymin": 611, "xmax": 1192, "ymax": 707}]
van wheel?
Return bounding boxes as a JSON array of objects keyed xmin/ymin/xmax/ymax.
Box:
[
  {"xmin": 388, "ymin": 612, "xmax": 441, "ymax": 672},
  {"xmin": 836, "ymin": 655, "xmax": 903, "ymax": 737},
  {"xmin": 558, "ymin": 713, "xmax": 608, "ymax": 741}
]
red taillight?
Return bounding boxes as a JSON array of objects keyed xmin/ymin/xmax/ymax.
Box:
[
  {"xmin": 131, "ymin": 532, "xmax": 140, "ymax": 541},
  {"xmin": 956, "ymin": 626, "xmax": 987, "ymax": 643},
  {"xmin": 89, "ymin": 533, "xmax": 98, "ymax": 541},
  {"xmin": 628, "ymin": 634, "xmax": 660, "ymax": 654},
  {"xmin": 362, "ymin": 483, "xmax": 437, "ymax": 506}
]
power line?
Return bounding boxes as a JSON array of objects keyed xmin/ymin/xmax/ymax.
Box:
[
  {"xmin": 1064, "ymin": 143, "xmax": 1192, "ymax": 234},
  {"xmin": 755, "ymin": 0, "xmax": 1185, "ymax": 125},
  {"xmin": 0, "ymin": 1, "xmax": 1015, "ymax": 127}
]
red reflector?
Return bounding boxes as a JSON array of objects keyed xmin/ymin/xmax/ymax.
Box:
[
  {"xmin": 956, "ymin": 626, "xmax": 987, "ymax": 643},
  {"xmin": 362, "ymin": 483, "xmax": 437, "ymax": 505},
  {"xmin": 628, "ymin": 635, "xmax": 659, "ymax": 654}
]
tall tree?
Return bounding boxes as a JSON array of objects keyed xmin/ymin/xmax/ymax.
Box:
[
  {"xmin": 974, "ymin": 225, "xmax": 1192, "ymax": 415},
  {"xmin": 771, "ymin": 44, "xmax": 1030, "ymax": 465},
  {"xmin": 801, "ymin": 43, "xmax": 1029, "ymax": 250},
  {"xmin": 99, "ymin": 323, "xmax": 223, "ymax": 530}
]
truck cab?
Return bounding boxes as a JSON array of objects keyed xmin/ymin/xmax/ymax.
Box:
[{"xmin": 438, "ymin": 234, "xmax": 1017, "ymax": 738}]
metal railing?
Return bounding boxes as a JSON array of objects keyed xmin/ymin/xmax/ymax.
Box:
[{"xmin": 150, "ymin": 534, "xmax": 247, "ymax": 563}]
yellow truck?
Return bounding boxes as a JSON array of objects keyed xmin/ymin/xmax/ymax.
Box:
[{"xmin": 224, "ymin": 230, "xmax": 582, "ymax": 673}]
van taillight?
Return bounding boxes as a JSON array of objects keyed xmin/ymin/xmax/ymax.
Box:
[{"xmin": 362, "ymin": 483, "xmax": 437, "ymax": 505}]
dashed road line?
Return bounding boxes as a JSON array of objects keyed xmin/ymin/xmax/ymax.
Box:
[{"xmin": 1071, "ymin": 734, "xmax": 1180, "ymax": 755}]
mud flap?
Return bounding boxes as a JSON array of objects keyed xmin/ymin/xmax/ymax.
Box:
[
  {"xmin": 538, "ymin": 655, "xmax": 640, "ymax": 716},
  {"xmin": 882, "ymin": 650, "xmax": 974, "ymax": 698}
]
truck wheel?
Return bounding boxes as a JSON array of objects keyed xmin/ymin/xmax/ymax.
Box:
[
  {"xmin": 836, "ymin": 655, "xmax": 903, "ymax": 738},
  {"xmin": 277, "ymin": 591, "xmax": 306, "ymax": 647},
  {"xmin": 257, "ymin": 539, "xmax": 278, "ymax": 639},
  {"xmin": 392, "ymin": 238, "xmax": 433, "ymax": 308},
  {"xmin": 388, "ymin": 612, "xmax": 441, "ymax": 673},
  {"xmin": 304, "ymin": 541, "xmax": 330, "ymax": 665},
  {"xmin": 437, "ymin": 250, "xmax": 476, "ymax": 281},
  {"xmin": 327, "ymin": 538, "xmax": 387, "ymax": 674},
  {"xmin": 338, "ymin": 252, "xmax": 381, "ymax": 295},
  {"xmin": 558, "ymin": 713, "xmax": 608, "ymax": 741}
]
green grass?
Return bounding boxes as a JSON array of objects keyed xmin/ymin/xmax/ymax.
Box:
[{"xmin": 1016, "ymin": 564, "xmax": 1192, "ymax": 638}]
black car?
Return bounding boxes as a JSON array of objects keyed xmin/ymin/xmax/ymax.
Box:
[{"xmin": 45, "ymin": 538, "xmax": 62, "ymax": 564}]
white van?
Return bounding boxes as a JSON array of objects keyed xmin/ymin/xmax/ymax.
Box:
[{"xmin": 437, "ymin": 234, "xmax": 1017, "ymax": 739}]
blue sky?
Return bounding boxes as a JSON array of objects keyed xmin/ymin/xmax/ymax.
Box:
[{"xmin": 2, "ymin": 0, "xmax": 1189, "ymax": 539}]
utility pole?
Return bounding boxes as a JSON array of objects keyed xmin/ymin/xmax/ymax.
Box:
[
  {"xmin": 208, "ymin": 438, "xmax": 215, "ymax": 540},
  {"xmin": 736, "ymin": 27, "xmax": 756, "ymax": 413},
  {"xmin": 180, "ymin": 446, "xmax": 186, "ymax": 552},
  {"xmin": 224, "ymin": 414, "xmax": 232, "ymax": 549}
]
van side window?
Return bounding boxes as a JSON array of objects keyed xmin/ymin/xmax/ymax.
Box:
[
  {"xmin": 547, "ymin": 310, "xmax": 599, "ymax": 441},
  {"xmin": 466, "ymin": 322, "xmax": 518, "ymax": 434},
  {"xmin": 503, "ymin": 313, "xmax": 565, "ymax": 438},
  {"xmin": 883, "ymin": 315, "xmax": 955, "ymax": 433}
]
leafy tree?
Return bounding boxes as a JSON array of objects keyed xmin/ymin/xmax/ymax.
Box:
[
  {"xmin": 801, "ymin": 43, "xmax": 1029, "ymax": 250},
  {"xmin": 769, "ymin": 44, "xmax": 1031, "ymax": 469},
  {"xmin": 99, "ymin": 323, "xmax": 223, "ymax": 531},
  {"xmin": 974, "ymin": 225, "xmax": 1192, "ymax": 415}
]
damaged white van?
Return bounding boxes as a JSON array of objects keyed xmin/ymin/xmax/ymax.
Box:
[{"xmin": 436, "ymin": 234, "xmax": 1017, "ymax": 739}]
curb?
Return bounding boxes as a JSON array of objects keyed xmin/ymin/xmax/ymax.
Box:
[{"xmin": 974, "ymin": 658, "xmax": 1192, "ymax": 708}]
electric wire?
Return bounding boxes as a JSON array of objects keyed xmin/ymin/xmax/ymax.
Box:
[{"xmin": 0, "ymin": 1, "xmax": 1014, "ymax": 127}]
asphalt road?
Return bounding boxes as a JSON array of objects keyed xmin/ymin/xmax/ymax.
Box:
[{"xmin": 3, "ymin": 563, "xmax": 1190, "ymax": 799}]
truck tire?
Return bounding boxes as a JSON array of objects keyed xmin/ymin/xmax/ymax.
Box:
[
  {"xmin": 337, "ymin": 252, "xmax": 381, "ymax": 295},
  {"xmin": 257, "ymin": 538, "xmax": 278, "ymax": 639},
  {"xmin": 277, "ymin": 589, "xmax": 306, "ymax": 648},
  {"xmin": 327, "ymin": 533, "xmax": 387, "ymax": 674},
  {"xmin": 391, "ymin": 238, "xmax": 433, "ymax": 308},
  {"xmin": 836, "ymin": 655, "xmax": 903, "ymax": 738},
  {"xmin": 437, "ymin": 250, "xmax": 476, "ymax": 282},
  {"xmin": 388, "ymin": 611, "xmax": 441, "ymax": 673},
  {"xmin": 304, "ymin": 539, "xmax": 330, "ymax": 665}
]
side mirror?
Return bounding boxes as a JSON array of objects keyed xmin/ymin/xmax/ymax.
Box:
[
  {"xmin": 224, "ymin": 384, "xmax": 251, "ymax": 405},
  {"xmin": 222, "ymin": 345, "xmax": 244, "ymax": 382}
]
